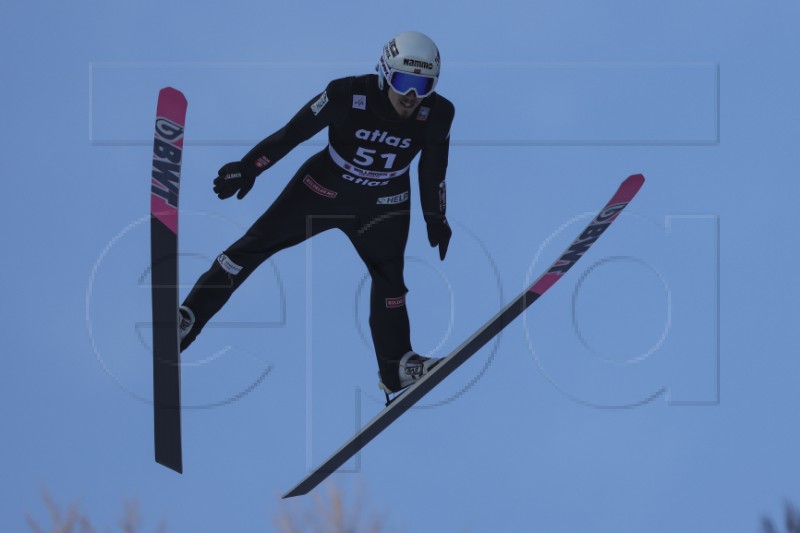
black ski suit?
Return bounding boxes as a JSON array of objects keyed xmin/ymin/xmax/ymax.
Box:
[{"xmin": 181, "ymin": 74, "xmax": 454, "ymax": 390}]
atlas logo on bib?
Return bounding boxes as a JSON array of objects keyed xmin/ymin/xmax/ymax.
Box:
[
  {"xmin": 355, "ymin": 128, "xmax": 411, "ymax": 148},
  {"xmin": 342, "ymin": 173, "xmax": 389, "ymax": 187}
]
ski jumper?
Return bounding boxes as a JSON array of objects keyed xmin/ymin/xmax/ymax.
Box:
[{"xmin": 181, "ymin": 74, "xmax": 454, "ymax": 389}]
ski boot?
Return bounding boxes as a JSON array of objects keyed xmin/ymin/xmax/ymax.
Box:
[
  {"xmin": 379, "ymin": 351, "xmax": 442, "ymax": 405},
  {"xmin": 178, "ymin": 306, "xmax": 195, "ymax": 348}
]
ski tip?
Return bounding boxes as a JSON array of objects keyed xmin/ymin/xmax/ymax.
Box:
[
  {"xmin": 607, "ymin": 174, "xmax": 645, "ymax": 206},
  {"xmin": 618, "ymin": 173, "xmax": 645, "ymax": 197},
  {"xmin": 625, "ymin": 173, "xmax": 645, "ymax": 188},
  {"xmin": 158, "ymin": 86, "xmax": 187, "ymax": 104}
]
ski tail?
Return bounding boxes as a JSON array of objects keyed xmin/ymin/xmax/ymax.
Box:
[
  {"xmin": 150, "ymin": 87, "xmax": 187, "ymax": 473},
  {"xmin": 281, "ymin": 173, "xmax": 645, "ymax": 498}
]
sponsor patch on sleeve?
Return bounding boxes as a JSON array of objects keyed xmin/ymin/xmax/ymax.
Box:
[
  {"xmin": 385, "ymin": 295, "xmax": 406, "ymax": 308},
  {"xmin": 303, "ymin": 175, "xmax": 338, "ymax": 198},
  {"xmin": 310, "ymin": 91, "xmax": 329, "ymax": 116},
  {"xmin": 416, "ymin": 106, "xmax": 430, "ymax": 121},
  {"xmin": 217, "ymin": 253, "xmax": 243, "ymax": 275},
  {"xmin": 376, "ymin": 191, "xmax": 410, "ymax": 205}
]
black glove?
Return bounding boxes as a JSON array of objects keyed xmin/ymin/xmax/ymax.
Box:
[
  {"xmin": 213, "ymin": 161, "xmax": 256, "ymax": 200},
  {"xmin": 426, "ymin": 217, "xmax": 452, "ymax": 260}
]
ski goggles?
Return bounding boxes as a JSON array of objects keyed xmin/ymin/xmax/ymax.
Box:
[
  {"xmin": 386, "ymin": 70, "xmax": 437, "ymax": 98},
  {"xmin": 379, "ymin": 55, "xmax": 437, "ymax": 97}
]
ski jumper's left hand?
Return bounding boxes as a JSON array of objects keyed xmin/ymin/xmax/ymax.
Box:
[
  {"xmin": 416, "ymin": 94, "xmax": 455, "ymax": 262},
  {"xmin": 426, "ymin": 217, "xmax": 452, "ymax": 260}
]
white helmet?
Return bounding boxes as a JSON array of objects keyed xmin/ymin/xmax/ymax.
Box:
[{"xmin": 377, "ymin": 31, "xmax": 440, "ymax": 97}]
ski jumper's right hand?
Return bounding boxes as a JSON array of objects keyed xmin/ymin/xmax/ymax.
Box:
[{"xmin": 213, "ymin": 161, "xmax": 257, "ymax": 200}]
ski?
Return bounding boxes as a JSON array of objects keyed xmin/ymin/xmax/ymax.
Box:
[
  {"xmin": 150, "ymin": 87, "xmax": 187, "ymax": 473},
  {"xmin": 282, "ymin": 173, "xmax": 645, "ymax": 498}
]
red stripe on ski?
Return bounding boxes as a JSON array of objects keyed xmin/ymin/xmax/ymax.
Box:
[
  {"xmin": 155, "ymin": 88, "xmax": 186, "ymax": 148},
  {"xmin": 150, "ymin": 87, "xmax": 187, "ymax": 235},
  {"xmin": 528, "ymin": 174, "xmax": 644, "ymax": 296},
  {"xmin": 528, "ymin": 272, "xmax": 561, "ymax": 296},
  {"xmin": 608, "ymin": 173, "xmax": 644, "ymax": 206}
]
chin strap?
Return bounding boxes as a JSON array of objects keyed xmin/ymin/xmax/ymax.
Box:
[{"xmin": 375, "ymin": 63, "xmax": 384, "ymax": 91}]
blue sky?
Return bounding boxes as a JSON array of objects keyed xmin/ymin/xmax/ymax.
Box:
[{"xmin": 2, "ymin": 1, "xmax": 799, "ymax": 531}]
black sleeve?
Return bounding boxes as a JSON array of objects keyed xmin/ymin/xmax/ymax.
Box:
[
  {"xmin": 239, "ymin": 77, "xmax": 352, "ymax": 177},
  {"xmin": 418, "ymin": 96, "xmax": 455, "ymax": 224}
]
